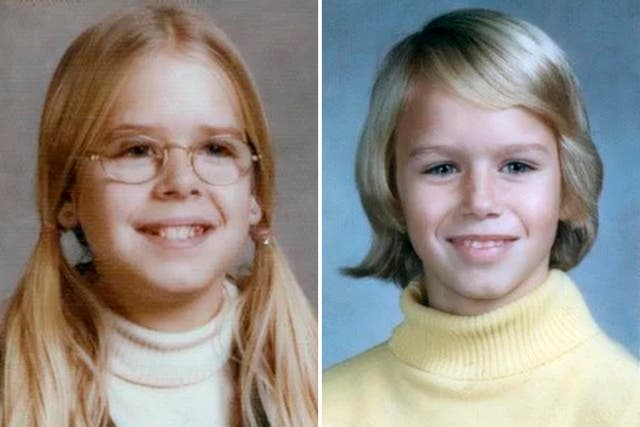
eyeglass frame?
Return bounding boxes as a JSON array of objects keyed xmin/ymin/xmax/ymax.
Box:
[{"xmin": 84, "ymin": 136, "xmax": 261, "ymax": 186}]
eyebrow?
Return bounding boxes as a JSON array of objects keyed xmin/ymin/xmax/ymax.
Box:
[
  {"xmin": 408, "ymin": 142, "xmax": 552, "ymax": 158},
  {"xmin": 106, "ymin": 124, "xmax": 245, "ymax": 140}
]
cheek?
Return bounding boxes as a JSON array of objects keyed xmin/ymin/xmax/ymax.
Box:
[
  {"xmin": 79, "ymin": 184, "xmax": 139, "ymax": 221},
  {"xmin": 512, "ymin": 176, "xmax": 562, "ymax": 236},
  {"xmin": 75, "ymin": 181, "xmax": 144, "ymax": 248},
  {"xmin": 213, "ymin": 182, "xmax": 254, "ymax": 225},
  {"xmin": 398, "ymin": 177, "xmax": 453, "ymax": 238}
]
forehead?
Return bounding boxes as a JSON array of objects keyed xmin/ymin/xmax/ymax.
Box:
[
  {"xmin": 395, "ymin": 81, "xmax": 557, "ymax": 155},
  {"xmin": 106, "ymin": 50, "xmax": 243, "ymax": 139}
]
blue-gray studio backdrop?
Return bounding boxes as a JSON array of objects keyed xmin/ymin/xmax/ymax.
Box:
[{"xmin": 323, "ymin": 0, "xmax": 640, "ymax": 368}]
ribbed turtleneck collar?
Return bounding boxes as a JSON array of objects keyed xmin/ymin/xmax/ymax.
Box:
[
  {"xmin": 389, "ymin": 270, "xmax": 600, "ymax": 379},
  {"xmin": 104, "ymin": 282, "xmax": 238, "ymax": 388}
]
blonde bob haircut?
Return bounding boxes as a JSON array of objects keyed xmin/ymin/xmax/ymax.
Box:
[
  {"xmin": 346, "ymin": 9, "xmax": 603, "ymax": 287},
  {"xmin": 0, "ymin": 6, "xmax": 316, "ymax": 427}
]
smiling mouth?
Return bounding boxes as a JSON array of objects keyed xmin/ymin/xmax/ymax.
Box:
[
  {"xmin": 138, "ymin": 225, "xmax": 211, "ymax": 241},
  {"xmin": 447, "ymin": 236, "xmax": 518, "ymax": 251},
  {"xmin": 453, "ymin": 239, "xmax": 510, "ymax": 249}
]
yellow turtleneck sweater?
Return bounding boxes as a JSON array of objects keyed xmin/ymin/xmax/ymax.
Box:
[{"xmin": 323, "ymin": 270, "xmax": 640, "ymax": 426}]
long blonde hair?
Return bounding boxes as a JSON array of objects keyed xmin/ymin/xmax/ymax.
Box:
[
  {"xmin": 1, "ymin": 6, "xmax": 317, "ymax": 426},
  {"xmin": 346, "ymin": 9, "xmax": 603, "ymax": 287}
]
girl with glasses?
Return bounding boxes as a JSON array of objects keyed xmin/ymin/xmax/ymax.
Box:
[{"xmin": 0, "ymin": 6, "xmax": 316, "ymax": 426}]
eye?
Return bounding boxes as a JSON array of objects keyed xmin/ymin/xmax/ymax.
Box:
[
  {"xmin": 501, "ymin": 161, "xmax": 535, "ymax": 174},
  {"xmin": 123, "ymin": 143, "xmax": 154, "ymax": 157},
  {"xmin": 106, "ymin": 137, "xmax": 162, "ymax": 159},
  {"xmin": 423, "ymin": 163, "xmax": 459, "ymax": 176},
  {"xmin": 199, "ymin": 139, "xmax": 236, "ymax": 158}
]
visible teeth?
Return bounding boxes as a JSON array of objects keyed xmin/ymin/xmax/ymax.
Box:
[
  {"xmin": 462, "ymin": 240, "xmax": 505, "ymax": 249},
  {"xmin": 153, "ymin": 226, "xmax": 204, "ymax": 240}
]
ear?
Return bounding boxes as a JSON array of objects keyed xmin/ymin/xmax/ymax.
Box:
[
  {"xmin": 248, "ymin": 195, "xmax": 263, "ymax": 226},
  {"xmin": 57, "ymin": 200, "xmax": 79, "ymax": 229}
]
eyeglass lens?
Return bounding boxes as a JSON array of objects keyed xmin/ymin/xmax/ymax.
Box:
[{"xmin": 98, "ymin": 136, "xmax": 254, "ymax": 185}]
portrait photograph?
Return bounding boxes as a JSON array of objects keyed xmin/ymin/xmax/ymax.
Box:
[
  {"xmin": 0, "ymin": 1, "xmax": 317, "ymax": 425},
  {"xmin": 323, "ymin": 0, "xmax": 639, "ymax": 425}
]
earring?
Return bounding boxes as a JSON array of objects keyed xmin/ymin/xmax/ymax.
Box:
[{"xmin": 251, "ymin": 227, "xmax": 272, "ymax": 246}]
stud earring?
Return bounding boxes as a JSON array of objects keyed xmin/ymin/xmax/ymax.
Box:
[{"xmin": 251, "ymin": 227, "xmax": 272, "ymax": 246}]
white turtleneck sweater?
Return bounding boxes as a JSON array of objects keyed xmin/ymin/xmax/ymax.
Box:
[{"xmin": 104, "ymin": 283, "xmax": 238, "ymax": 427}]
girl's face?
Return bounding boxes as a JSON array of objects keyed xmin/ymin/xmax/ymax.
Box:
[
  {"xmin": 394, "ymin": 82, "xmax": 562, "ymax": 315},
  {"xmin": 64, "ymin": 52, "xmax": 261, "ymax": 320}
]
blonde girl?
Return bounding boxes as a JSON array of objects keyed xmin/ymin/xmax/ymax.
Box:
[
  {"xmin": 1, "ymin": 6, "xmax": 316, "ymax": 427},
  {"xmin": 324, "ymin": 8, "xmax": 639, "ymax": 426}
]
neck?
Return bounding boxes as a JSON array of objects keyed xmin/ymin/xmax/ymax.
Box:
[
  {"xmin": 389, "ymin": 270, "xmax": 600, "ymax": 378},
  {"xmin": 95, "ymin": 277, "xmax": 226, "ymax": 332},
  {"xmin": 103, "ymin": 282, "xmax": 238, "ymax": 387}
]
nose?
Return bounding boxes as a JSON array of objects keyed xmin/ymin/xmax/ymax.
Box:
[
  {"xmin": 152, "ymin": 146, "xmax": 203, "ymax": 199},
  {"xmin": 460, "ymin": 168, "xmax": 500, "ymax": 218}
]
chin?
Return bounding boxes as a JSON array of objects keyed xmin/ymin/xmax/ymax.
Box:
[
  {"xmin": 445, "ymin": 268, "xmax": 521, "ymax": 299},
  {"xmin": 137, "ymin": 265, "xmax": 222, "ymax": 295},
  {"xmin": 458, "ymin": 281, "xmax": 514, "ymax": 300},
  {"xmin": 146, "ymin": 278, "xmax": 209, "ymax": 294},
  {"xmin": 162, "ymin": 273, "xmax": 216, "ymax": 290}
]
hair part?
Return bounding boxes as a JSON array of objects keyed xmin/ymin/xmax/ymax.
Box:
[
  {"xmin": 345, "ymin": 8, "xmax": 603, "ymax": 287},
  {"xmin": 1, "ymin": 6, "xmax": 316, "ymax": 426}
]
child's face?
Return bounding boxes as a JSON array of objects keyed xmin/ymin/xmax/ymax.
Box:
[
  {"xmin": 67, "ymin": 52, "xmax": 261, "ymax": 313},
  {"xmin": 394, "ymin": 83, "xmax": 562, "ymax": 315}
]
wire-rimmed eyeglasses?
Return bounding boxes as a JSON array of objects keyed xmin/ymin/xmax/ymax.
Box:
[{"xmin": 87, "ymin": 134, "xmax": 259, "ymax": 186}]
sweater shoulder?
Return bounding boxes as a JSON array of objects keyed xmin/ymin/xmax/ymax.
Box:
[
  {"xmin": 324, "ymin": 343, "xmax": 393, "ymax": 383},
  {"xmin": 574, "ymin": 333, "xmax": 640, "ymax": 425},
  {"xmin": 581, "ymin": 332, "xmax": 639, "ymax": 387},
  {"xmin": 323, "ymin": 343, "xmax": 397, "ymax": 426}
]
